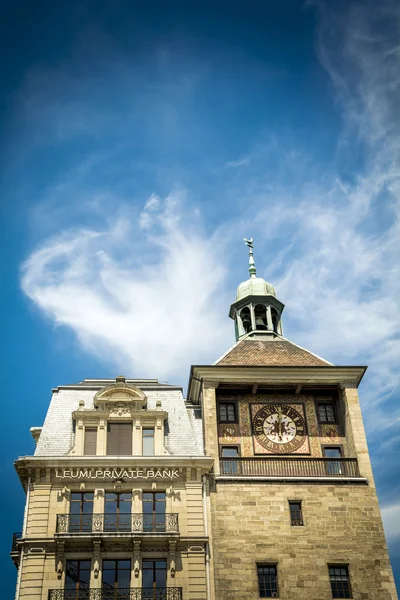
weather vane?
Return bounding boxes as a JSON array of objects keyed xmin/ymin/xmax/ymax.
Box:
[{"xmin": 244, "ymin": 237, "xmax": 257, "ymax": 278}]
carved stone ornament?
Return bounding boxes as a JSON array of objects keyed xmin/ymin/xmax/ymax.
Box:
[
  {"xmin": 94, "ymin": 382, "xmax": 148, "ymax": 413},
  {"xmin": 93, "ymin": 540, "xmax": 101, "ymax": 579},
  {"xmin": 56, "ymin": 541, "xmax": 65, "ymax": 579}
]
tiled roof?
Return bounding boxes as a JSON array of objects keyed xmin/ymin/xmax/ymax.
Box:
[{"xmin": 215, "ymin": 339, "xmax": 331, "ymax": 367}]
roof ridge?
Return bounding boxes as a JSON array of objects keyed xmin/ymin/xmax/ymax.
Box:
[{"xmin": 280, "ymin": 337, "xmax": 333, "ymax": 366}]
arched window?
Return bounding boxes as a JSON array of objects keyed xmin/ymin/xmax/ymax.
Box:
[
  {"xmin": 240, "ymin": 307, "xmax": 252, "ymax": 334},
  {"xmin": 254, "ymin": 304, "xmax": 268, "ymax": 330},
  {"xmin": 271, "ymin": 308, "xmax": 279, "ymax": 333}
]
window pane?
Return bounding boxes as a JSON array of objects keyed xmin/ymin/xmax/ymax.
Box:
[
  {"xmin": 219, "ymin": 404, "xmax": 227, "ymax": 421},
  {"xmin": 289, "ymin": 501, "xmax": 303, "ymax": 526},
  {"xmin": 257, "ymin": 565, "xmax": 278, "ymax": 598},
  {"xmin": 329, "ymin": 566, "xmax": 352, "ymax": 598},
  {"xmin": 143, "ymin": 428, "xmax": 154, "ymax": 456},
  {"xmin": 324, "ymin": 447, "xmax": 342, "ymax": 458},
  {"xmin": 326, "ymin": 404, "xmax": 336, "ymax": 422},
  {"xmin": 226, "ymin": 404, "xmax": 235, "ymax": 422},
  {"xmin": 221, "ymin": 447, "xmax": 239, "ymax": 457}
]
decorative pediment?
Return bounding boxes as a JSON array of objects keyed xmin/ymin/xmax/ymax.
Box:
[{"xmin": 94, "ymin": 382, "xmax": 147, "ymax": 413}]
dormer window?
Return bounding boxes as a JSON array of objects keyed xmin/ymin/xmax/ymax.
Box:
[{"xmin": 107, "ymin": 423, "xmax": 133, "ymax": 456}]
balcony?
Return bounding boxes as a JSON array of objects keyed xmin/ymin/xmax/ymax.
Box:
[
  {"xmin": 219, "ymin": 457, "xmax": 362, "ymax": 479},
  {"xmin": 10, "ymin": 532, "xmax": 22, "ymax": 567},
  {"xmin": 56, "ymin": 514, "xmax": 179, "ymax": 535},
  {"xmin": 48, "ymin": 588, "xmax": 182, "ymax": 600}
]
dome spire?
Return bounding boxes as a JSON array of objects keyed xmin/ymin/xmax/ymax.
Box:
[{"xmin": 244, "ymin": 238, "xmax": 257, "ymax": 278}]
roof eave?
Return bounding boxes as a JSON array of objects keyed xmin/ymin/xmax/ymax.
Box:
[{"xmin": 188, "ymin": 365, "xmax": 367, "ymax": 403}]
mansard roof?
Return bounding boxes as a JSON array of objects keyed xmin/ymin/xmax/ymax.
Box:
[
  {"xmin": 214, "ymin": 338, "xmax": 332, "ymax": 367},
  {"xmin": 34, "ymin": 378, "xmax": 203, "ymax": 458}
]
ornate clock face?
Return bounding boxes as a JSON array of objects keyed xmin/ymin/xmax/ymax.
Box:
[{"xmin": 252, "ymin": 404, "xmax": 307, "ymax": 454}]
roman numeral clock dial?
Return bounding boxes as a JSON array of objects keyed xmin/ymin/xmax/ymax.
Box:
[{"xmin": 252, "ymin": 404, "xmax": 307, "ymax": 453}]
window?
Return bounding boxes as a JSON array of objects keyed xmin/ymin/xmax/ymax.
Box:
[
  {"xmin": 324, "ymin": 447, "xmax": 342, "ymax": 475},
  {"xmin": 83, "ymin": 427, "xmax": 97, "ymax": 456},
  {"xmin": 289, "ymin": 501, "xmax": 303, "ymax": 526},
  {"xmin": 143, "ymin": 492, "xmax": 166, "ymax": 532},
  {"xmin": 318, "ymin": 403, "xmax": 337, "ymax": 423},
  {"xmin": 106, "ymin": 422, "xmax": 133, "ymax": 455},
  {"xmin": 219, "ymin": 402, "xmax": 237, "ymax": 423},
  {"xmin": 102, "ymin": 559, "xmax": 131, "ymax": 591},
  {"xmin": 142, "ymin": 559, "xmax": 167, "ymax": 590},
  {"xmin": 65, "ymin": 560, "xmax": 91, "ymax": 598},
  {"xmin": 69, "ymin": 492, "xmax": 93, "ymax": 532},
  {"xmin": 221, "ymin": 446, "xmax": 239, "ymax": 474},
  {"xmin": 257, "ymin": 564, "xmax": 278, "ymax": 597},
  {"xmin": 142, "ymin": 428, "xmax": 155, "ymax": 456},
  {"xmin": 329, "ymin": 565, "xmax": 352, "ymax": 598},
  {"xmin": 104, "ymin": 492, "xmax": 131, "ymax": 532}
]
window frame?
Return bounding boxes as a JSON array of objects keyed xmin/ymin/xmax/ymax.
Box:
[
  {"xmin": 257, "ymin": 563, "xmax": 279, "ymax": 598},
  {"xmin": 218, "ymin": 401, "xmax": 238, "ymax": 424},
  {"xmin": 328, "ymin": 564, "xmax": 352, "ymax": 599},
  {"xmin": 106, "ymin": 421, "xmax": 133, "ymax": 456},
  {"xmin": 142, "ymin": 427, "xmax": 155, "ymax": 456},
  {"xmin": 288, "ymin": 500, "xmax": 304, "ymax": 526},
  {"xmin": 316, "ymin": 401, "xmax": 338, "ymax": 424}
]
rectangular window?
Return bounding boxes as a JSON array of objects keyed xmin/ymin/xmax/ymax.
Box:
[
  {"xmin": 69, "ymin": 493, "xmax": 94, "ymax": 533},
  {"xmin": 83, "ymin": 427, "xmax": 97, "ymax": 456},
  {"xmin": 102, "ymin": 559, "xmax": 131, "ymax": 591},
  {"xmin": 329, "ymin": 565, "xmax": 352, "ymax": 598},
  {"xmin": 142, "ymin": 559, "xmax": 167, "ymax": 589},
  {"xmin": 257, "ymin": 564, "xmax": 278, "ymax": 598},
  {"xmin": 142, "ymin": 428, "xmax": 155, "ymax": 456},
  {"xmin": 221, "ymin": 446, "xmax": 239, "ymax": 474},
  {"xmin": 324, "ymin": 446, "xmax": 343, "ymax": 475},
  {"xmin": 104, "ymin": 492, "xmax": 132, "ymax": 532},
  {"xmin": 106, "ymin": 422, "xmax": 133, "ymax": 455},
  {"xmin": 143, "ymin": 492, "xmax": 166, "ymax": 532},
  {"xmin": 219, "ymin": 402, "xmax": 237, "ymax": 423},
  {"xmin": 289, "ymin": 501, "xmax": 303, "ymax": 526},
  {"xmin": 318, "ymin": 403, "xmax": 337, "ymax": 423},
  {"xmin": 65, "ymin": 560, "xmax": 91, "ymax": 594}
]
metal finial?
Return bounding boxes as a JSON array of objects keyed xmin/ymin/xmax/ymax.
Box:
[{"xmin": 244, "ymin": 238, "xmax": 256, "ymax": 278}]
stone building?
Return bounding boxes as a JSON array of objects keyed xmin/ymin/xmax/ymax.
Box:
[{"xmin": 12, "ymin": 241, "xmax": 398, "ymax": 599}]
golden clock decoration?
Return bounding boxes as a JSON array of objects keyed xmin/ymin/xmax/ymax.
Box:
[{"xmin": 252, "ymin": 404, "xmax": 307, "ymax": 454}]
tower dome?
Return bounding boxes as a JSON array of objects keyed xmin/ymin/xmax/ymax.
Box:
[
  {"xmin": 236, "ymin": 277, "xmax": 276, "ymax": 302},
  {"xmin": 229, "ymin": 239, "xmax": 284, "ymax": 341}
]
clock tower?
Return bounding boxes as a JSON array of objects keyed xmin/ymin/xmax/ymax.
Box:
[{"xmin": 188, "ymin": 239, "xmax": 398, "ymax": 600}]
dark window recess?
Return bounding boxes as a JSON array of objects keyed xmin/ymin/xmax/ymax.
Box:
[
  {"xmin": 289, "ymin": 501, "xmax": 303, "ymax": 526},
  {"xmin": 102, "ymin": 559, "xmax": 131, "ymax": 590},
  {"xmin": 257, "ymin": 565, "xmax": 278, "ymax": 597},
  {"xmin": 83, "ymin": 428, "xmax": 97, "ymax": 456},
  {"xmin": 318, "ymin": 403, "xmax": 337, "ymax": 423},
  {"xmin": 329, "ymin": 566, "xmax": 352, "ymax": 598},
  {"xmin": 107, "ymin": 422, "xmax": 132, "ymax": 456},
  {"xmin": 219, "ymin": 402, "xmax": 236, "ymax": 423},
  {"xmin": 65, "ymin": 560, "xmax": 91, "ymax": 592}
]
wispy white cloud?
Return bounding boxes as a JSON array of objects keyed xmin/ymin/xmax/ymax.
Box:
[{"xmin": 21, "ymin": 193, "xmax": 230, "ymax": 382}]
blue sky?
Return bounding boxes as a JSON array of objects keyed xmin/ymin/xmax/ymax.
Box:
[{"xmin": 1, "ymin": 0, "xmax": 399, "ymax": 595}]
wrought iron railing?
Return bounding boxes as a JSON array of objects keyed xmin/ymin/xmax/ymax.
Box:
[
  {"xmin": 56, "ymin": 513, "xmax": 179, "ymax": 534},
  {"xmin": 219, "ymin": 457, "xmax": 361, "ymax": 478},
  {"xmin": 48, "ymin": 588, "xmax": 182, "ymax": 600},
  {"xmin": 11, "ymin": 532, "xmax": 22, "ymax": 552}
]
